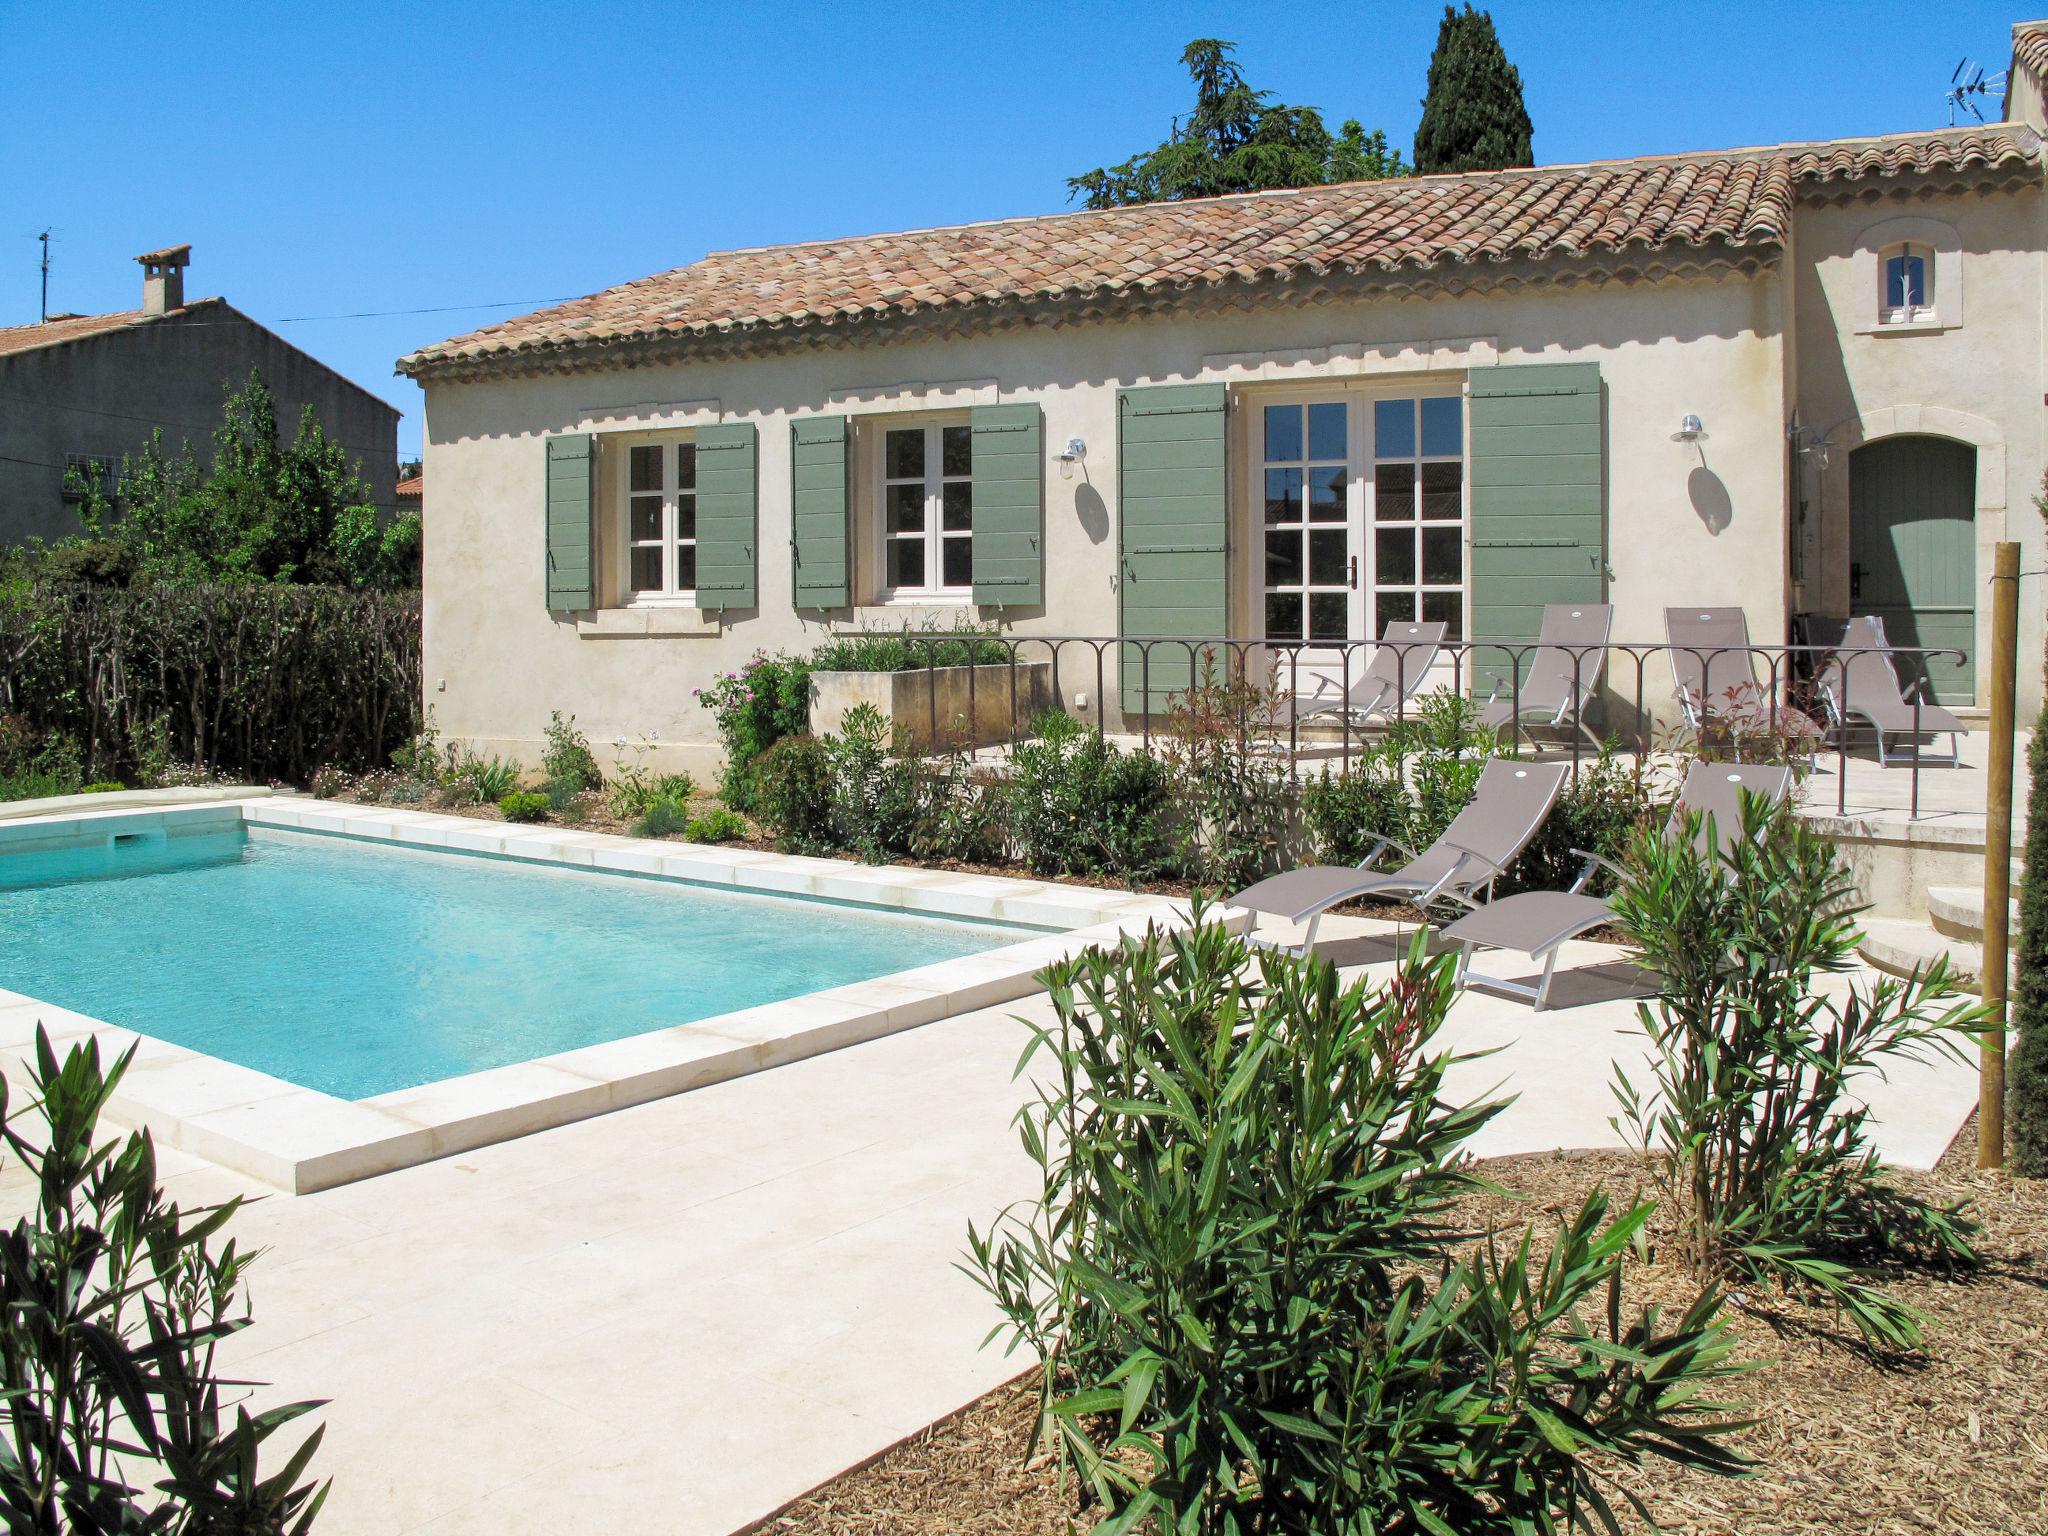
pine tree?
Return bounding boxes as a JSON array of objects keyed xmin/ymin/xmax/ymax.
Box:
[
  {"xmin": 1413, "ymin": 4, "xmax": 1534, "ymax": 175},
  {"xmin": 1069, "ymin": 39, "xmax": 1407, "ymax": 209}
]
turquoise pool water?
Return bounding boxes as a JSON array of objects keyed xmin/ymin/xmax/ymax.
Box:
[{"xmin": 0, "ymin": 826, "xmax": 1017, "ymax": 1100}]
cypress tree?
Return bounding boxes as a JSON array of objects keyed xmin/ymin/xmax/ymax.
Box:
[
  {"xmin": 2010, "ymin": 687, "xmax": 2048, "ymax": 1172},
  {"xmin": 1413, "ymin": 4, "xmax": 1534, "ymax": 175}
]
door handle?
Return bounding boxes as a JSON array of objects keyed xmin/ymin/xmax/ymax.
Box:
[
  {"xmin": 1850, "ymin": 561, "xmax": 1862, "ymax": 601},
  {"xmin": 1348, "ymin": 554, "xmax": 1359, "ymax": 590}
]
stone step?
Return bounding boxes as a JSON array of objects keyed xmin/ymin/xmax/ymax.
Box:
[
  {"xmin": 1857, "ymin": 917, "xmax": 2006, "ymax": 987},
  {"xmin": 1926, "ymin": 884, "xmax": 2022, "ymax": 944}
]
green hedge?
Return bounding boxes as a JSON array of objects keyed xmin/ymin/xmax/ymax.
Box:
[
  {"xmin": 0, "ymin": 581, "xmax": 421, "ymax": 786},
  {"xmin": 2011, "ymin": 701, "xmax": 2048, "ymax": 1173}
]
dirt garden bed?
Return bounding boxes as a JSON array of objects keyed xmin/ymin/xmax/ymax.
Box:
[{"xmin": 753, "ymin": 1121, "xmax": 2047, "ymax": 1536}]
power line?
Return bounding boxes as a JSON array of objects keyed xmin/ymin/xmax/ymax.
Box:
[{"xmin": 273, "ymin": 296, "xmax": 582, "ymax": 323}]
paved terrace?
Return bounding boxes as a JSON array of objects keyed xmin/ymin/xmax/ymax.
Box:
[{"xmin": 0, "ymin": 915, "xmax": 1978, "ymax": 1536}]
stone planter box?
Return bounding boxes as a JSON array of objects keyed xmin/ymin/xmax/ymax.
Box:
[{"xmin": 810, "ymin": 661, "xmax": 1055, "ymax": 752}]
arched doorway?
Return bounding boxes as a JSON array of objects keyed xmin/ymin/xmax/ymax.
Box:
[{"xmin": 1847, "ymin": 435, "xmax": 1976, "ymax": 704}]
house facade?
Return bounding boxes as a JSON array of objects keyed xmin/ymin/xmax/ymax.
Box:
[
  {"xmin": 0, "ymin": 245, "xmax": 400, "ymax": 548},
  {"xmin": 402, "ymin": 26, "xmax": 2048, "ymax": 776}
]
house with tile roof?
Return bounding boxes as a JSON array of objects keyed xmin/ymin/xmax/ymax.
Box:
[
  {"xmin": 0, "ymin": 245, "xmax": 400, "ymax": 548},
  {"xmin": 400, "ymin": 24, "xmax": 2048, "ymax": 773}
]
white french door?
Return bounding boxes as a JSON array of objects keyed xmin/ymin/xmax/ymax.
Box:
[{"xmin": 1257, "ymin": 389, "xmax": 1467, "ymax": 697}]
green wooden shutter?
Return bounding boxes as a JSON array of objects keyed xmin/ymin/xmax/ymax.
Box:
[
  {"xmin": 970, "ymin": 402, "xmax": 1043, "ymax": 607},
  {"xmin": 1467, "ymin": 363, "xmax": 1605, "ymax": 693},
  {"xmin": 544, "ymin": 433, "xmax": 595, "ymax": 611},
  {"xmin": 1117, "ymin": 384, "xmax": 1228, "ymax": 715},
  {"xmin": 693, "ymin": 422, "xmax": 757, "ymax": 611},
  {"xmin": 791, "ymin": 415, "xmax": 850, "ymax": 608}
]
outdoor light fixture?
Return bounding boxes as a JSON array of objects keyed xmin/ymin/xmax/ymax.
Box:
[
  {"xmin": 1056, "ymin": 436, "xmax": 1087, "ymax": 479},
  {"xmin": 1671, "ymin": 414, "xmax": 1707, "ymax": 444}
]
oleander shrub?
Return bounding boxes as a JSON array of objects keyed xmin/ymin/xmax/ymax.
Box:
[
  {"xmin": 1160, "ymin": 664, "xmax": 1293, "ymax": 888},
  {"xmin": 0, "ymin": 581, "xmax": 420, "ymax": 784},
  {"xmin": 0, "ymin": 1028, "xmax": 330, "ymax": 1532},
  {"xmin": 753, "ymin": 734, "xmax": 835, "ymax": 854},
  {"xmin": 1006, "ymin": 711, "xmax": 1177, "ymax": 882},
  {"xmin": 1611, "ymin": 794, "xmax": 1987, "ymax": 1348},
  {"xmin": 696, "ymin": 652, "xmax": 815, "ymax": 809},
  {"xmin": 684, "ymin": 807, "xmax": 750, "ymax": 844},
  {"xmin": 968, "ymin": 915, "xmax": 1748, "ymax": 1536},
  {"xmin": 826, "ymin": 703, "xmax": 909, "ymax": 862},
  {"xmin": 498, "ymin": 790, "xmax": 551, "ymax": 824},
  {"xmin": 541, "ymin": 710, "xmax": 602, "ymax": 795}
]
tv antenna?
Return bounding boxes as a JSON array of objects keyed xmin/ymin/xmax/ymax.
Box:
[
  {"xmin": 1946, "ymin": 59, "xmax": 2007, "ymax": 124},
  {"xmin": 36, "ymin": 227, "xmax": 55, "ymax": 323}
]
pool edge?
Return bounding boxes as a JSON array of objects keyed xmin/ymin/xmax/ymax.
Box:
[{"xmin": 0, "ymin": 799, "xmax": 1202, "ymax": 1194}]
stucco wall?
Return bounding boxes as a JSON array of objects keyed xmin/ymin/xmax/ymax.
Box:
[
  {"xmin": 0, "ymin": 304, "xmax": 400, "ymax": 547},
  {"xmin": 1790, "ymin": 185, "xmax": 2046, "ymax": 715},
  {"xmin": 422, "ymin": 267, "xmax": 1790, "ymax": 776}
]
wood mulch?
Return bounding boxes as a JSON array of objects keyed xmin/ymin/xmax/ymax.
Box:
[{"xmin": 751, "ymin": 1121, "xmax": 2048, "ymax": 1536}]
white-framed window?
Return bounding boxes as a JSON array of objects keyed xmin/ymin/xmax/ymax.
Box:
[
  {"xmin": 878, "ymin": 418, "xmax": 973, "ymax": 599},
  {"xmin": 1256, "ymin": 389, "xmax": 1466, "ymax": 649},
  {"xmin": 625, "ymin": 439, "xmax": 696, "ymax": 602},
  {"xmin": 1880, "ymin": 242, "xmax": 1936, "ymax": 326}
]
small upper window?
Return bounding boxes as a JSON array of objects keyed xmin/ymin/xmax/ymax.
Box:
[
  {"xmin": 880, "ymin": 421, "xmax": 973, "ymax": 598},
  {"xmin": 625, "ymin": 439, "xmax": 696, "ymax": 600},
  {"xmin": 1881, "ymin": 244, "xmax": 1935, "ymax": 325}
]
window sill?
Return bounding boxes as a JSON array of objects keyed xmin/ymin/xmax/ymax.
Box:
[
  {"xmin": 1855, "ymin": 318, "xmax": 1956, "ymax": 337},
  {"xmin": 575, "ymin": 607, "xmax": 724, "ymax": 638}
]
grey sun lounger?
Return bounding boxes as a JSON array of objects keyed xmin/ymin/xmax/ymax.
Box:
[
  {"xmin": 1479, "ymin": 603, "xmax": 1613, "ymax": 748},
  {"xmin": 1291, "ymin": 620, "xmax": 1447, "ymax": 729},
  {"xmin": 1818, "ymin": 615, "xmax": 1967, "ymax": 767},
  {"xmin": 1226, "ymin": 758, "xmax": 1567, "ymax": 953},
  {"xmin": 1437, "ymin": 760, "xmax": 1794, "ymax": 1010},
  {"xmin": 1665, "ymin": 607, "xmax": 1761, "ymax": 730}
]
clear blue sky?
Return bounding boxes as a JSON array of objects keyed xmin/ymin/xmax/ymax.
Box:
[{"xmin": 0, "ymin": 1, "xmax": 2028, "ymax": 460}]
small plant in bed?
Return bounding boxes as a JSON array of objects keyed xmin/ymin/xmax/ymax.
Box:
[
  {"xmin": 632, "ymin": 795, "xmax": 690, "ymax": 838},
  {"xmin": 541, "ymin": 710, "xmax": 602, "ymax": 794},
  {"xmin": 439, "ymin": 743, "xmax": 521, "ymax": 806},
  {"xmin": 684, "ymin": 806, "xmax": 749, "ymax": 843},
  {"xmin": 0, "ymin": 1028, "xmax": 330, "ymax": 1531},
  {"xmin": 807, "ymin": 622, "xmax": 1009, "ymax": 672},
  {"xmin": 1610, "ymin": 793, "xmax": 1987, "ymax": 1349},
  {"xmin": 498, "ymin": 789, "xmax": 551, "ymax": 823},
  {"xmin": 967, "ymin": 912, "xmax": 1748, "ymax": 1535}
]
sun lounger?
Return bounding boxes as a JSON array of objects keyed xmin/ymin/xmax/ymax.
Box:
[
  {"xmin": 1290, "ymin": 620, "xmax": 1446, "ymax": 730},
  {"xmin": 1478, "ymin": 603, "xmax": 1613, "ymax": 748},
  {"xmin": 1665, "ymin": 607, "xmax": 1760, "ymax": 730},
  {"xmin": 1437, "ymin": 760, "xmax": 1794, "ymax": 1010},
  {"xmin": 1817, "ymin": 615, "xmax": 1967, "ymax": 767},
  {"xmin": 1225, "ymin": 757, "xmax": 1566, "ymax": 953}
]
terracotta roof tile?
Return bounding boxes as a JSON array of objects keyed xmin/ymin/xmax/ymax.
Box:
[
  {"xmin": 0, "ymin": 297, "xmax": 228, "ymax": 359},
  {"xmin": 2015, "ymin": 20, "xmax": 2048, "ymax": 78},
  {"xmin": 395, "ymin": 474, "xmax": 423, "ymax": 500},
  {"xmin": 400, "ymin": 125, "xmax": 2039, "ymax": 381}
]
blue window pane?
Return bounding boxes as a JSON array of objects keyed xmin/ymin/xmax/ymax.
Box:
[
  {"xmin": 1307, "ymin": 402, "xmax": 1347, "ymax": 460},
  {"xmin": 1263, "ymin": 405, "xmax": 1303, "ymax": 462},
  {"xmin": 1421, "ymin": 396, "xmax": 1462, "ymax": 458},
  {"xmin": 1886, "ymin": 254, "xmax": 1926, "ymax": 309},
  {"xmin": 1374, "ymin": 399, "xmax": 1415, "ymax": 460}
]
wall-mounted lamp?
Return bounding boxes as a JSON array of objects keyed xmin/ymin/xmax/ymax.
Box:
[
  {"xmin": 1671, "ymin": 414, "xmax": 1707, "ymax": 445},
  {"xmin": 1056, "ymin": 436, "xmax": 1087, "ymax": 480}
]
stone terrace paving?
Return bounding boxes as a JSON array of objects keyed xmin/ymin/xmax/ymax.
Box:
[{"xmin": 0, "ymin": 900, "xmax": 1978, "ymax": 1535}]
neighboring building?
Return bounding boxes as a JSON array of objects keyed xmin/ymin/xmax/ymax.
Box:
[
  {"xmin": 396, "ymin": 464, "xmax": 423, "ymax": 517},
  {"xmin": 0, "ymin": 245, "xmax": 400, "ymax": 547},
  {"xmin": 400, "ymin": 24, "xmax": 2048, "ymax": 776}
]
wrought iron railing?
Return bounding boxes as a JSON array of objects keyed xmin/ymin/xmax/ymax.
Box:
[{"xmin": 869, "ymin": 633, "xmax": 1971, "ymax": 820}]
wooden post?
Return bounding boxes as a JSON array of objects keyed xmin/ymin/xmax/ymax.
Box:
[{"xmin": 1980, "ymin": 541, "xmax": 2020, "ymax": 1169}]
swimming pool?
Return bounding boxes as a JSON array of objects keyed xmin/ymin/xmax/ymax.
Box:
[{"xmin": 0, "ymin": 823, "xmax": 1018, "ymax": 1099}]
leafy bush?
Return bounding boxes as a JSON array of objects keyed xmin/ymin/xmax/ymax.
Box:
[
  {"xmin": 0, "ymin": 712, "xmax": 85, "ymax": 802},
  {"xmin": 1508, "ymin": 746, "xmax": 1655, "ymax": 897},
  {"xmin": 0, "ymin": 582, "xmax": 420, "ymax": 785},
  {"xmin": 1610, "ymin": 794, "xmax": 1986, "ymax": 1348},
  {"xmin": 969, "ymin": 916, "xmax": 1747, "ymax": 1535},
  {"xmin": 80, "ymin": 781, "xmax": 125, "ymax": 794},
  {"xmin": 498, "ymin": 790, "xmax": 551, "ymax": 823},
  {"xmin": 1390, "ymin": 688, "xmax": 1497, "ymax": 848},
  {"xmin": 752, "ymin": 734, "xmax": 836, "ymax": 854},
  {"xmin": 2012, "ymin": 697, "xmax": 2048, "ymax": 1174},
  {"xmin": 1006, "ymin": 712, "xmax": 1177, "ymax": 882},
  {"xmin": 541, "ymin": 710, "xmax": 602, "ymax": 794},
  {"xmin": 632, "ymin": 796, "xmax": 690, "ymax": 838},
  {"xmin": 1300, "ymin": 748, "xmax": 1411, "ymax": 865},
  {"xmin": 310, "ymin": 766, "xmax": 346, "ymax": 799},
  {"xmin": 808, "ymin": 624, "xmax": 1010, "ymax": 672},
  {"xmin": 684, "ymin": 807, "xmax": 750, "ymax": 844},
  {"xmin": 826, "ymin": 703, "xmax": 906, "ymax": 862},
  {"xmin": 1160, "ymin": 664, "xmax": 1292, "ymax": 888},
  {"xmin": 696, "ymin": 652, "xmax": 815, "ymax": 808},
  {"xmin": 0, "ymin": 1028, "xmax": 330, "ymax": 1532}
]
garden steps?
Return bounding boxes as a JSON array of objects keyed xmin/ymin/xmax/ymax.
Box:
[
  {"xmin": 1926, "ymin": 883, "xmax": 2020, "ymax": 944},
  {"xmin": 1856, "ymin": 917, "xmax": 1988, "ymax": 986}
]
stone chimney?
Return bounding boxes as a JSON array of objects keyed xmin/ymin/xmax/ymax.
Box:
[{"xmin": 135, "ymin": 244, "xmax": 191, "ymax": 315}]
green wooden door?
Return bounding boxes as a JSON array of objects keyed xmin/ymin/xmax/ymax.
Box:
[
  {"xmin": 1848, "ymin": 436, "xmax": 1975, "ymax": 703},
  {"xmin": 1117, "ymin": 384, "xmax": 1229, "ymax": 716}
]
